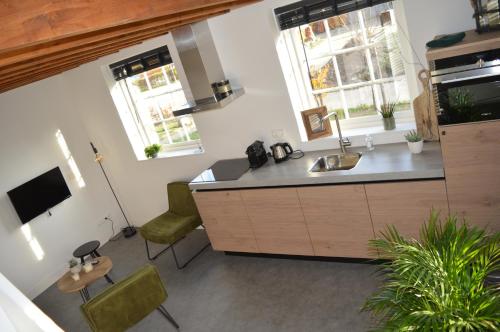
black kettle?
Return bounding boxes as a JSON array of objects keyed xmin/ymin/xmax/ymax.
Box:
[{"xmin": 270, "ymin": 143, "xmax": 293, "ymax": 163}]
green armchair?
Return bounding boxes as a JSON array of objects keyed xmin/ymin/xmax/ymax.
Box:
[
  {"xmin": 81, "ymin": 264, "xmax": 179, "ymax": 332},
  {"xmin": 139, "ymin": 182, "xmax": 210, "ymax": 269}
]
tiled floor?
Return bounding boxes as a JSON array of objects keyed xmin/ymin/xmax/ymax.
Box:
[{"xmin": 34, "ymin": 230, "xmax": 381, "ymax": 331}]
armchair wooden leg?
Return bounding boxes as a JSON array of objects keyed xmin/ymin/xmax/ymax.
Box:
[{"xmin": 157, "ymin": 305, "xmax": 180, "ymax": 330}]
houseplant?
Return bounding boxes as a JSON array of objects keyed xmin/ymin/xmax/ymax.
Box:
[
  {"xmin": 363, "ymin": 212, "xmax": 500, "ymax": 331},
  {"xmin": 379, "ymin": 101, "xmax": 396, "ymax": 130},
  {"xmin": 69, "ymin": 258, "xmax": 81, "ymax": 281},
  {"xmin": 404, "ymin": 130, "xmax": 423, "ymax": 154},
  {"xmin": 144, "ymin": 144, "xmax": 162, "ymax": 159}
]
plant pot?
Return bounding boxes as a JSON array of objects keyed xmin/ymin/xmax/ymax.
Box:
[
  {"xmin": 151, "ymin": 153, "xmax": 158, "ymax": 159},
  {"xmin": 83, "ymin": 262, "xmax": 93, "ymax": 273},
  {"xmin": 383, "ymin": 117, "xmax": 396, "ymax": 130},
  {"xmin": 408, "ymin": 140, "xmax": 424, "ymax": 154}
]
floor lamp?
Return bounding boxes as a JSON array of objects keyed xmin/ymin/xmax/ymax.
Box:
[{"xmin": 90, "ymin": 142, "xmax": 137, "ymax": 238}]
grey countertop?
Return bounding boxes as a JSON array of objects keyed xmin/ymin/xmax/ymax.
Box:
[{"xmin": 189, "ymin": 142, "xmax": 445, "ymax": 191}]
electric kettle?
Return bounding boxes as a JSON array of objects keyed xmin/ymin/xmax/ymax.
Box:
[{"xmin": 270, "ymin": 143, "xmax": 293, "ymax": 163}]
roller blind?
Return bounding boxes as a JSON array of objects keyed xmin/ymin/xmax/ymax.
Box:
[
  {"xmin": 109, "ymin": 46, "xmax": 172, "ymax": 81},
  {"xmin": 274, "ymin": 0, "xmax": 392, "ymax": 30}
]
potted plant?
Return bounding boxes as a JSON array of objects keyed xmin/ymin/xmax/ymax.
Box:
[
  {"xmin": 404, "ymin": 130, "xmax": 423, "ymax": 154},
  {"xmin": 69, "ymin": 259, "xmax": 81, "ymax": 281},
  {"xmin": 379, "ymin": 101, "xmax": 396, "ymax": 130},
  {"xmin": 363, "ymin": 212, "xmax": 500, "ymax": 331},
  {"xmin": 144, "ymin": 144, "xmax": 162, "ymax": 159}
]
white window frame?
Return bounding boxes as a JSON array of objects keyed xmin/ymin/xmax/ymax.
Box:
[
  {"xmin": 118, "ymin": 63, "xmax": 203, "ymax": 156},
  {"xmin": 279, "ymin": 4, "xmax": 415, "ymax": 141}
]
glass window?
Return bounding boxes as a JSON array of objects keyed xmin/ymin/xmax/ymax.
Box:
[
  {"xmin": 280, "ymin": 2, "xmax": 413, "ymax": 135},
  {"xmin": 120, "ymin": 63, "xmax": 202, "ymax": 156}
]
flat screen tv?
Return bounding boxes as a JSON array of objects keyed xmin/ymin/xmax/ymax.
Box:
[{"xmin": 7, "ymin": 167, "xmax": 71, "ymax": 224}]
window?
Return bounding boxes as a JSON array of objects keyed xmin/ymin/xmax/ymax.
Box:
[
  {"xmin": 279, "ymin": 2, "xmax": 413, "ymax": 139},
  {"xmin": 109, "ymin": 46, "xmax": 202, "ymax": 160}
]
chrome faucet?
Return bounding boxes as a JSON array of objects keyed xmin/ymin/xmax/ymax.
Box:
[{"xmin": 320, "ymin": 112, "xmax": 351, "ymax": 154}]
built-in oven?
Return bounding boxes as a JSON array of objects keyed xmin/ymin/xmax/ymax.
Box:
[{"xmin": 431, "ymin": 48, "xmax": 500, "ymax": 125}]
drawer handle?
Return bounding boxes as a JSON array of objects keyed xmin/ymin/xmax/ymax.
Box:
[{"xmin": 441, "ymin": 130, "xmax": 446, "ymax": 136}]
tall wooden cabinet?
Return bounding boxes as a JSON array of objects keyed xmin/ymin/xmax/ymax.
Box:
[
  {"xmin": 240, "ymin": 188, "xmax": 314, "ymax": 255},
  {"xmin": 193, "ymin": 191, "xmax": 259, "ymax": 253},
  {"xmin": 440, "ymin": 121, "xmax": 500, "ymax": 232},
  {"xmin": 298, "ymin": 185, "xmax": 374, "ymax": 258},
  {"xmin": 365, "ymin": 180, "xmax": 449, "ymax": 240}
]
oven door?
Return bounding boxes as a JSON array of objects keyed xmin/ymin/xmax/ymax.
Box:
[{"xmin": 433, "ymin": 67, "xmax": 500, "ymax": 125}]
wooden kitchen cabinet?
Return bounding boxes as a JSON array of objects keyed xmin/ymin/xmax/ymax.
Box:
[
  {"xmin": 298, "ymin": 185, "xmax": 375, "ymax": 258},
  {"xmin": 365, "ymin": 180, "xmax": 449, "ymax": 240},
  {"xmin": 193, "ymin": 191, "xmax": 259, "ymax": 253},
  {"xmin": 440, "ymin": 121, "xmax": 500, "ymax": 233},
  {"xmin": 241, "ymin": 188, "xmax": 314, "ymax": 255}
]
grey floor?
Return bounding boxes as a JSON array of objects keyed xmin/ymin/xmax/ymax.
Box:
[{"xmin": 34, "ymin": 230, "xmax": 382, "ymax": 332}]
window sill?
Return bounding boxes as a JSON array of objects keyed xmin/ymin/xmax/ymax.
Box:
[
  {"xmin": 341, "ymin": 121, "xmax": 416, "ymax": 138},
  {"xmin": 138, "ymin": 147, "xmax": 204, "ymax": 161}
]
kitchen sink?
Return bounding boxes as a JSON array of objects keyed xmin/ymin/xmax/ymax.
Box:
[{"xmin": 309, "ymin": 153, "xmax": 362, "ymax": 172}]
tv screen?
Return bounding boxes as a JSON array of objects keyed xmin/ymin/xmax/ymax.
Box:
[{"xmin": 7, "ymin": 167, "xmax": 72, "ymax": 224}]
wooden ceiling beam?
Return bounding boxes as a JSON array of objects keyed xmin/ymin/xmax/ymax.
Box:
[
  {"xmin": 1, "ymin": 0, "xmax": 255, "ymax": 54},
  {"xmin": 0, "ymin": 9, "xmax": 229, "ymax": 81},
  {"xmin": 0, "ymin": 0, "xmax": 260, "ymax": 93}
]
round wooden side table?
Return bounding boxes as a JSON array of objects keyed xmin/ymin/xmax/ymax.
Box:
[{"xmin": 57, "ymin": 256, "xmax": 114, "ymax": 303}]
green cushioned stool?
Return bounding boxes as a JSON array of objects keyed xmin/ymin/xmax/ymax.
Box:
[
  {"xmin": 140, "ymin": 182, "xmax": 210, "ymax": 269},
  {"xmin": 81, "ymin": 264, "xmax": 179, "ymax": 332}
]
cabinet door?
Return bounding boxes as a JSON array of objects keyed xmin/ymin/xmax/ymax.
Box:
[
  {"xmin": 193, "ymin": 191, "xmax": 259, "ymax": 253},
  {"xmin": 365, "ymin": 180, "xmax": 449, "ymax": 240},
  {"xmin": 298, "ymin": 185, "xmax": 374, "ymax": 258},
  {"xmin": 440, "ymin": 122, "xmax": 500, "ymax": 233},
  {"xmin": 241, "ymin": 188, "xmax": 314, "ymax": 255}
]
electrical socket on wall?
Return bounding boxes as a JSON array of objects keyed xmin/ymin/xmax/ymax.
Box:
[{"xmin": 99, "ymin": 214, "xmax": 112, "ymax": 225}]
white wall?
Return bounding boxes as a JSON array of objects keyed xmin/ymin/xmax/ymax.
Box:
[
  {"xmin": 0, "ymin": 76, "xmax": 124, "ymax": 298},
  {"xmin": 0, "ymin": 0, "xmax": 476, "ymax": 298}
]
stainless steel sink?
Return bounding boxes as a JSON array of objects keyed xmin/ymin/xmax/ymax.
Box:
[{"xmin": 309, "ymin": 153, "xmax": 362, "ymax": 172}]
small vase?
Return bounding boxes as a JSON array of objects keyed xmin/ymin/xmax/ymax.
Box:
[
  {"xmin": 383, "ymin": 117, "xmax": 396, "ymax": 130},
  {"xmin": 83, "ymin": 262, "xmax": 93, "ymax": 273},
  {"xmin": 71, "ymin": 273, "xmax": 80, "ymax": 281},
  {"xmin": 408, "ymin": 140, "xmax": 424, "ymax": 154}
]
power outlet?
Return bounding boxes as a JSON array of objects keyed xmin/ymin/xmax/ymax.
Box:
[{"xmin": 100, "ymin": 214, "xmax": 112, "ymax": 225}]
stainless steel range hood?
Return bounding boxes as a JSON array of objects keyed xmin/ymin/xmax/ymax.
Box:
[{"xmin": 171, "ymin": 21, "xmax": 243, "ymax": 116}]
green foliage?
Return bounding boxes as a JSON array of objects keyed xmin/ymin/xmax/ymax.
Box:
[
  {"xmin": 363, "ymin": 212, "xmax": 500, "ymax": 331},
  {"xmin": 69, "ymin": 258, "xmax": 78, "ymax": 268},
  {"xmin": 144, "ymin": 144, "xmax": 162, "ymax": 159},
  {"xmin": 404, "ymin": 130, "xmax": 422, "ymax": 143},
  {"xmin": 379, "ymin": 101, "xmax": 397, "ymax": 118},
  {"xmin": 449, "ymin": 88, "xmax": 474, "ymax": 111}
]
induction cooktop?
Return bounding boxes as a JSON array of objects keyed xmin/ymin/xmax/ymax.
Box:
[{"xmin": 191, "ymin": 158, "xmax": 250, "ymax": 183}]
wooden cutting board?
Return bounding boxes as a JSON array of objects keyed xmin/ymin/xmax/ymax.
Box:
[{"xmin": 413, "ymin": 69, "xmax": 439, "ymax": 141}]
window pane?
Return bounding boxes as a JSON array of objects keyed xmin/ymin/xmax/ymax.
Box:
[
  {"xmin": 315, "ymin": 91, "xmax": 346, "ymax": 120},
  {"xmin": 300, "ymin": 22, "xmax": 330, "ymax": 59},
  {"xmin": 375, "ymin": 80, "xmax": 411, "ymax": 109},
  {"xmin": 328, "ymin": 13, "xmax": 363, "ymax": 51},
  {"xmin": 147, "ymin": 68, "xmax": 166, "ymax": 89},
  {"xmin": 370, "ymin": 45, "xmax": 393, "ymax": 79},
  {"xmin": 344, "ymin": 86, "xmax": 377, "ymax": 118},
  {"xmin": 156, "ymin": 94, "xmax": 174, "ymax": 119},
  {"xmin": 166, "ymin": 119, "xmax": 188, "ymax": 143},
  {"xmin": 180, "ymin": 116, "xmax": 200, "ymax": 140},
  {"xmin": 129, "ymin": 73, "xmax": 148, "ymax": 92},
  {"xmin": 154, "ymin": 123, "xmax": 169, "ymax": 144},
  {"xmin": 137, "ymin": 99, "xmax": 160, "ymax": 122},
  {"xmin": 337, "ymin": 50, "xmax": 370, "ymax": 84},
  {"xmin": 363, "ymin": 4, "xmax": 393, "ymax": 43},
  {"xmin": 165, "ymin": 64, "xmax": 179, "ymax": 83},
  {"xmin": 309, "ymin": 57, "xmax": 337, "ymax": 90}
]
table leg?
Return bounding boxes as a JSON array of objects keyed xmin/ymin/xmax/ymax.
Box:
[
  {"xmin": 104, "ymin": 274, "xmax": 114, "ymax": 284},
  {"xmin": 93, "ymin": 249, "xmax": 101, "ymax": 257},
  {"xmin": 79, "ymin": 288, "xmax": 90, "ymax": 303}
]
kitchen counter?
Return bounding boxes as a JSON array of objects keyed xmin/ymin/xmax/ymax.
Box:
[{"xmin": 189, "ymin": 142, "xmax": 444, "ymax": 191}]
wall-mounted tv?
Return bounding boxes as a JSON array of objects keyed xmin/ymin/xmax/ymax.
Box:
[{"xmin": 7, "ymin": 167, "xmax": 72, "ymax": 224}]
